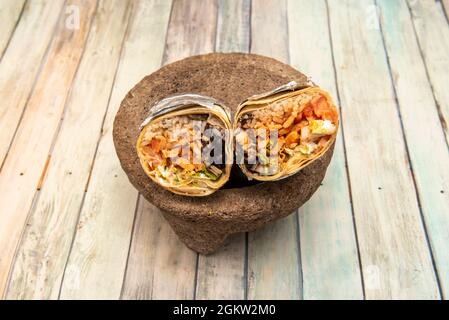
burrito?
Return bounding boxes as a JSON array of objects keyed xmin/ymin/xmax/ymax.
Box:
[
  {"xmin": 137, "ymin": 94, "xmax": 233, "ymax": 196},
  {"xmin": 234, "ymin": 82, "xmax": 339, "ymax": 181}
]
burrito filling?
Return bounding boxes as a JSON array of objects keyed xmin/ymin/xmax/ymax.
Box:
[
  {"xmin": 138, "ymin": 113, "xmax": 226, "ymax": 189},
  {"xmin": 236, "ymin": 91, "xmax": 338, "ymax": 176}
]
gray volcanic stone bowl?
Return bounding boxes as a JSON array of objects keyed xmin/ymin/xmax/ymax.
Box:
[{"xmin": 113, "ymin": 53, "xmax": 335, "ymax": 254}]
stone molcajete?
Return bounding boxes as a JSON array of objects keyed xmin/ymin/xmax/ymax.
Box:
[{"xmin": 113, "ymin": 53, "xmax": 336, "ymax": 254}]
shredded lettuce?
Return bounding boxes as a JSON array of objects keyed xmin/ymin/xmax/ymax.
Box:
[
  {"xmin": 192, "ymin": 169, "xmax": 219, "ymax": 181},
  {"xmin": 258, "ymin": 153, "xmax": 269, "ymax": 165}
]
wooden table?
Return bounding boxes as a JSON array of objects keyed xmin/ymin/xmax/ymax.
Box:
[{"xmin": 0, "ymin": 0, "xmax": 448, "ymax": 300}]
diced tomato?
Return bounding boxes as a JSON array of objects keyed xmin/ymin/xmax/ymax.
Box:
[
  {"xmin": 303, "ymin": 104, "xmax": 314, "ymax": 119},
  {"xmin": 285, "ymin": 131, "xmax": 300, "ymax": 146},
  {"xmin": 311, "ymin": 95, "xmax": 338, "ymax": 123},
  {"xmin": 311, "ymin": 95, "xmax": 325, "ymax": 108},
  {"xmin": 294, "ymin": 111, "xmax": 303, "ymax": 123},
  {"xmin": 311, "ymin": 96, "xmax": 327, "ymax": 117},
  {"xmin": 317, "ymin": 108, "xmax": 338, "ymax": 123},
  {"xmin": 325, "ymin": 111, "xmax": 338, "ymax": 123},
  {"xmin": 150, "ymin": 138, "xmax": 161, "ymax": 153},
  {"xmin": 291, "ymin": 123, "xmax": 301, "ymax": 132}
]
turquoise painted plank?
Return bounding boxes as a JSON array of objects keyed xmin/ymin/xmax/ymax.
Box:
[
  {"xmin": 288, "ymin": 0, "xmax": 363, "ymax": 300},
  {"xmin": 378, "ymin": 0, "xmax": 449, "ymax": 299},
  {"xmin": 0, "ymin": 0, "xmax": 25, "ymax": 58},
  {"xmin": 121, "ymin": 0, "xmax": 217, "ymax": 300},
  {"xmin": 58, "ymin": 0, "xmax": 171, "ymax": 299},
  {"xmin": 328, "ymin": 0, "xmax": 439, "ymax": 299},
  {"xmin": 248, "ymin": 0, "xmax": 302, "ymax": 300},
  {"xmin": 196, "ymin": 0, "xmax": 250, "ymax": 300},
  {"xmin": 406, "ymin": 0, "xmax": 449, "ymax": 144}
]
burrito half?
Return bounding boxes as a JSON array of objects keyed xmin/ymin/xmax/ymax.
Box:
[
  {"xmin": 137, "ymin": 94, "xmax": 233, "ymax": 196},
  {"xmin": 234, "ymin": 82, "xmax": 339, "ymax": 181}
]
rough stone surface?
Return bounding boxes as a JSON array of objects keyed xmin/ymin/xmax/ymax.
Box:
[{"xmin": 113, "ymin": 53, "xmax": 335, "ymax": 254}]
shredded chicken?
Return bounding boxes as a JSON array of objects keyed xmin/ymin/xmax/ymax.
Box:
[
  {"xmin": 237, "ymin": 92, "xmax": 337, "ymax": 176},
  {"xmin": 139, "ymin": 113, "xmax": 226, "ymax": 188}
]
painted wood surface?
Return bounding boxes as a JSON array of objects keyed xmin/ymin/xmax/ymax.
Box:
[
  {"xmin": 0, "ymin": 0, "xmax": 25, "ymax": 58},
  {"xmin": 0, "ymin": 0, "xmax": 64, "ymax": 166},
  {"xmin": 328, "ymin": 0, "xmax": 439, "ymax": 299},
  {"xmin": 288, "ymin": 0, "xmax": 363, "ymax": 300},
  {"xmin": 215, "ymin": 0, "xmax": 250, "ymax": 53},
  {"xmin": 195, "ymin": 0, "xmax": 250, "ymax": 300},
  {"xmin": 0, "ymin": 0, "xmax": 448, "ymax": 300},
  {"xmin": 163, "ymin": 0, "xmax": 217, "ymax": 65},
  {"xmin": 6, "ymin": 0, "xmax": 136, "ymax": 300},
  {"xmin": 59, "ymin": 0, "xmax": 170, "ymax": 299},
  {"xmin": 443, "ymin": 0, "xmax": 449, "ymax": 20},
  {"xmin": 248, "ymin": 0, "xmax": 302, "ymax": 300},
  {"xmin": 55, "ymin": 0, "xmax": 134, "ymax": 299},
  {"xmin": 122, "ymin": 199, "xmax": 197, "ymax": 300},
  {"xmin": 122, "ymin": 0, "xmax": 218, "ymax": 300},
  {"xmin": 0, "ymin": 0, "xmax": 96, "ymax": 298},
  {"xmin": 407, "ymin": 0, "xmax": 449, "ymax": 144},
  {"xmin": 377, "ymin": 0, "xmax": 449, "ymax": 299}
]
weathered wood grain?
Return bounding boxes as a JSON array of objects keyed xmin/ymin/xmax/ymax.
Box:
[
  {"xmin": 407, "ymin": 0, "xmax": 449, "ymax": 144},
  {"xmin": 59, "ymin": 0, "xmax": 171, "ymax": 300},
  {"xmin": 1, "ymin": 0, "xmax": 446, "ymax": 301},
  {"xmin": 196, "ymin": 234, "xmax": 246, "ymax": 300},
  {"xmin": 215, "ymin": 0, "xmax": 250, "ymax": 53},
  {"xmin": 443, "ymin": 0, "xmax": 449, "ymax": 19},
  {"xmin": 122, "ymin": 199, "xmax": 199, "ymax": 300},
  {"xmin": 0, "ymin": 0, "xmax": 96, "ymax": 299},
  {"xmin": 0, "ymin": 0, "xmax": 64, "ymax": 167},
  {"xmin": 195, "ymin": 0, "xmax": 250, "ymax": 300},
  {"xmin": 163, "ymin": 0, "xmax": 217, "ymax": 65},
  {"xmin": 327, "ymin": 0, "xmax": 440, "ymax": 299},
  {"xmin": 121, "ymin": 0, "xmax": 218, "ymax": 300},
  {"xmin": 0, "ymin": 0, "xmax": 25, "ymax": 58},
  {"xmin": 5, "ymin": 0, "xmax": 138, "ymax": 300},
  {"xmin": 247, "ymin": 0, "xmax": 302, "ymax": 300},
  {"xmin": 378, "ymin": 0, "xmax": 449, "ymax": 299},
  {"xmin": 287, "ymin": 0, "xmax": 363, "ymax": 300}
]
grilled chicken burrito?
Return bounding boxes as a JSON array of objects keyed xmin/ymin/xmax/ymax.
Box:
[
  {"xmin": 234, "ymin": 82, "xmax": 338, "ymax": 181},
  {"xmin": 137, "ymin": 94, "xmax": 233, "ymax": 196}
]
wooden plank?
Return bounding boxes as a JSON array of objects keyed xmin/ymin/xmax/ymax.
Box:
[
  {"xmin": 215, "ymin": 0, "xmax": 250, "ymax": 53},
  {"xmin": 163, "ymin": 0, "xmax": 217, "ymax": 65},
  {"xmin": 59, "ymin": 0, "xmax": 172, "ymax": 300},
  {"xmin": 121, "ymin": 0, "xmax": 218, "ymax": 300},
  {"xmin": 247, "ymin": 0, "xmax": 301, "ymax": 300},
  {"xmin": 287, "ymin": 0, "xmax": 363, "ymax": 299},
  {"xmin": 122, "ymin": 199, "xmax": 198, "ymax": 300},
  {"xmin": 5, "ymin": 0, "xmax": 137, "ymax": 300},
  {"xmin": 0, "ymin": 0, "xmax": 96, "ymax": 298},
  {"xmin": 378, "ymin": 0, "xmax": 449, "ymax": 299},
  {"xmin": 0, "ymin": 0, "xmax": 65, "ymax": 166},
  {"xmin": 0, "ymin": 0, "xmax": 25, "ymax": 58},
  {"xmin": 327, "ymin": 0, "xmax": 439, "ymax": 299},
  {"xmin": 407, "ymin": 0, "xmax": 449, "ymax": 144},
  {"xmin": 442, "ymin": 0, "xmax": 449, "ymax": 27},
  {"xmin": 195, "ymin": 0, "xmax": 250, "ymax": 300},
  {"xmin": 196, "ymin": 234, "xmax": 246, "ymax": 300}
]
